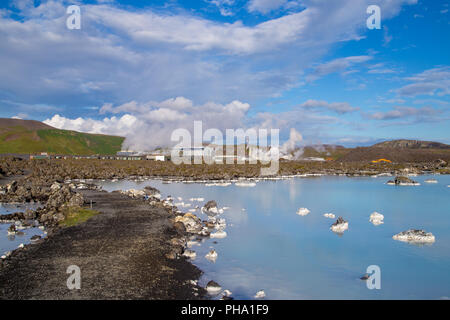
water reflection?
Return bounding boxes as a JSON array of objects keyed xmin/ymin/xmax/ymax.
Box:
[{"xmin": 98, "ymin": 175, "xmax": 450, "ymax": 299}]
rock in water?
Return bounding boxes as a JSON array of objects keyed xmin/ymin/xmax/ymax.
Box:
[
  {"xmin": 205, "ymin": 249, "xmax": 218, "ymax": 262},
  {"xmin": 7, "ymin": 224, "xmax": 16, "ymax": 235},
  {"xmin": 254, "ymin": 290, "xmax": 266, "ymax": 299},
  {"xmin": 204, "ymin": 200, "xmax": 218, "ymax": 211},
  {"xmin": 210, "ymin": 230, "xmax": 227, "ymax": 239},
  {"xmin": 387, "ymin": 176, "xmax": 420, "ymax": 186},
  {"xmin": 330, "ymin": 217, "xmax": 348, "ymax": 233},
  {"xmin": 206, "ymin": 280, "xmax": 221, "ymax": 295},
  {"xmin": 174, "ymin": 213, "xmax": 203, "ymax": 233},
  {"xmin": 296, "ymin": 208, "xmax": 310, "ymax": 216},
  {"xmin": 144, "ymin": 185, "xmax": 160, "ymax": 196},
  {"xmin": 369, "ymin": 212, "xmax": 384, "ymax": 225},
  {"xmin": 30, "ymin": 235, "xmax": 42, "ymax": 243},
  {"xmin": 360, "ymin": 274, "xmax": 370, "ymax": 280},
  {"xmin": 393, "ymin": 229, "xmax": 435, "ymax": 243},
  {"xmin": 203, "ymin": 200, "xmax": 219, "ymax": 215},
  {"xmin": 182, "ymin": 249, "xmax": 197, "ymax": 260},
  {"xmin": 221, "ymin": 290, "xmax": 233, "ymax": 300}
]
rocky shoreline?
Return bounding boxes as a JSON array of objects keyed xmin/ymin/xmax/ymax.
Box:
[
  {"xmin": 0, "ymin": 164, "xmax": 211, "ymax": 299},
  {"xmin": 0, "ymin": 157, "xmax": 448, "ymax": 183},
  {"xmin": 0, "ymin": 186, "xmax": 207, "ymax": 299}
]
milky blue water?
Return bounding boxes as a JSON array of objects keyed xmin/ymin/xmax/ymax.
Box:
[
  {"xmin": 99, "ymin": 175, "xmax": 450, "ymax": 300},
  {"xmin": 0, "ymin": 203, "xmax": 45, "ymax": 256}
]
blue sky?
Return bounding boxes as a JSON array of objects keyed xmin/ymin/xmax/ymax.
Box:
[{"xmin": 0, "ymin": 0, "xmax": 449, "ymax": 150}]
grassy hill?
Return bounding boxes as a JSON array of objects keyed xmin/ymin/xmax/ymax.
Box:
[{"xmin": 0, "ymin": 118, "xmax": 124, "ymax": 155}]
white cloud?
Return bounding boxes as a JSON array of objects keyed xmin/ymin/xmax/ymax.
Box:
[
  {"xmin": 45, "ymin": 97, "xmax": 251, "ymax": 151},
  {"xmin": 208, "ymin": 0, "xmax": 235, "ymax": 16},
  {"xmin": 368, "ymin": 68, "xmax": 396, "ymax": 74},
  {"xmin": 248, "ymin": 0, "xmax": 288, "ymax": 14},
  {"xmin": 397, "ymin": 67, "xmax": 450, "ymax": 97},
  {"xmin": 0, "ymin": 0, "xmax": 418, "ymax": 109},
  {"xmin": 307, "ymin": 56, "xmax": 373, "ymax": 81},
  {"xmin": 367, "ymin": 106, "xmax": 439, "ymax": 120},
  {"xmin": 44, "ymin": 114, "xmax": 138, "ymax": 135},
  {"xmin": 300, "ymin": 99, "xmax": 359, "ymax": 114}
]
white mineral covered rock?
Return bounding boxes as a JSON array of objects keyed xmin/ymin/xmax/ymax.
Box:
[
  {"xmin": 182, "ymin": 250, "xmax": 197, "ymax": 259},
  {"xmin": 206, "ymin": 281, "xmax": 222, "ymax": 295},
  {"xmin": 205, "ymin": 249, "xmax": 218, "ymax": 262},
  {"xmin": 369, "ymin": 212, "xmax": 384, "ymax": 225},
  {"xmin": 296, "ymin": 208, "xmax": 310, "ymax": 216},
  {"xmin": 210, "ymin": 230, "xmax": 227, "ymax": 239},
  {"xmin": 393, "ymin": 229, "xmax": 435, "ymax": 243},
  {"xmin": 330, "ymin": 217, "xmax": 348, "ymax": 233}
]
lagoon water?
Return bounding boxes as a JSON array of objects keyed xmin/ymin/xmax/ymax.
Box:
[
  {"xmin": 100, "ymin": 175, "xmax": 450, "ymax": 299},
  {"xmin": 0, "ymin": 203, "xmax": 44, "ymax": 256}
]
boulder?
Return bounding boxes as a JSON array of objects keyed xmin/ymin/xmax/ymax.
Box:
[
  {"xmin": 254, "ymin": 290, "xmax": 266, "ymax": 299},
  {"xmin": 360, "ymin": 274, "xmax": 370, "ymax": 281},
  {"xmin": 330, "ymin": 217, "xmax": 349, "ymax": 233},
  {"xmin": 67, "ymin": 193, "xmax": 84, "ymax": 207},
  {"xmin": 210, "ymin": 230, "xmax": 227, "ymax": 239},
  {"xmin": 6, "ymin": 181, "xmax": 17, "ymax": 193},
  {"xmin": 206, "ymin": 280, "xmax": 221, "ymax": 295},
  {"xmin": 296, "ymin": 208, "xmax": 310, "ymax": 216},
  {"xmin": 205, "ymin": 249, "xmax": 218, "ymax": 262},
  {"xmin": 144, "ymin": 186, "xmax": 160, "ymax": 197},
  {"xmin": 173, "ymin": 221, "xmax": 186, "ymax": 234},
  {"xmin": 174, "ymin": 213, "xmax": 203, "ymax": 233},
  {"xmin": 7, "ymin": 224, "xmax": 16, "ymax": 235},
  {"xmin": 182, "ymin": 249, "xmax": 196, "ymax": 260},
  {"xmin": 30, "ymin": 235, "xmax": 42, "ymax": 243},
  {"xmin": 369, "ymin": 212, "xmax": 384, "ymax": 225},
  {"xmin": 221, "ymin": 290, "xmax": 233, "ymax": 300},
  {"xmin": 387, "ymin": 176, "xmax": 420, "ymax": 186},
  {"xmin": 393, "ymin": 229, "xmax": 435, "ymax": 243},
  {"xmin": 204, "ymin": 200, "xmax": 218, "ymax": 213}
]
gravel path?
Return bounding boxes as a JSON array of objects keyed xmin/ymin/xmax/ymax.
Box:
[{"xmin": 0, "ymin": 190, "xmax": 204, "ymax": 299}]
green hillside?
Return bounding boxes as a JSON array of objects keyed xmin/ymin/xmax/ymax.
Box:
[{"xmin": 0, "ymin": 119, "xmax": 124, "ymax": 155}]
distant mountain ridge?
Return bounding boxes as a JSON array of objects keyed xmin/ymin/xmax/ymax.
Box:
[
  {"xmin": 339, "ymin": 139, "xmax": 450, "ymax": 162},
  {"xmin": 372, "ymin": 139, "xmax": 450, "ymax": 149},
  {"xmin": 0, "ymin": 118, "xmax": 124, "ymax": 155}
]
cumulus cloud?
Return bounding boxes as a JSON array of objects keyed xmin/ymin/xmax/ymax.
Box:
[
  {"xmin": 42, "ymin": 95, "xmax": 357, "ymax": 151},
  {"xmin": 44, "ymin": 97, "xmax": 251, "ymax": 151},
  {"xmin": 397, "ymin": 67, "xmax": 450, "ymax": 97},
  {"xmin": 44, "ymin": 114, "xmax": 138, "ymax": 135}
]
